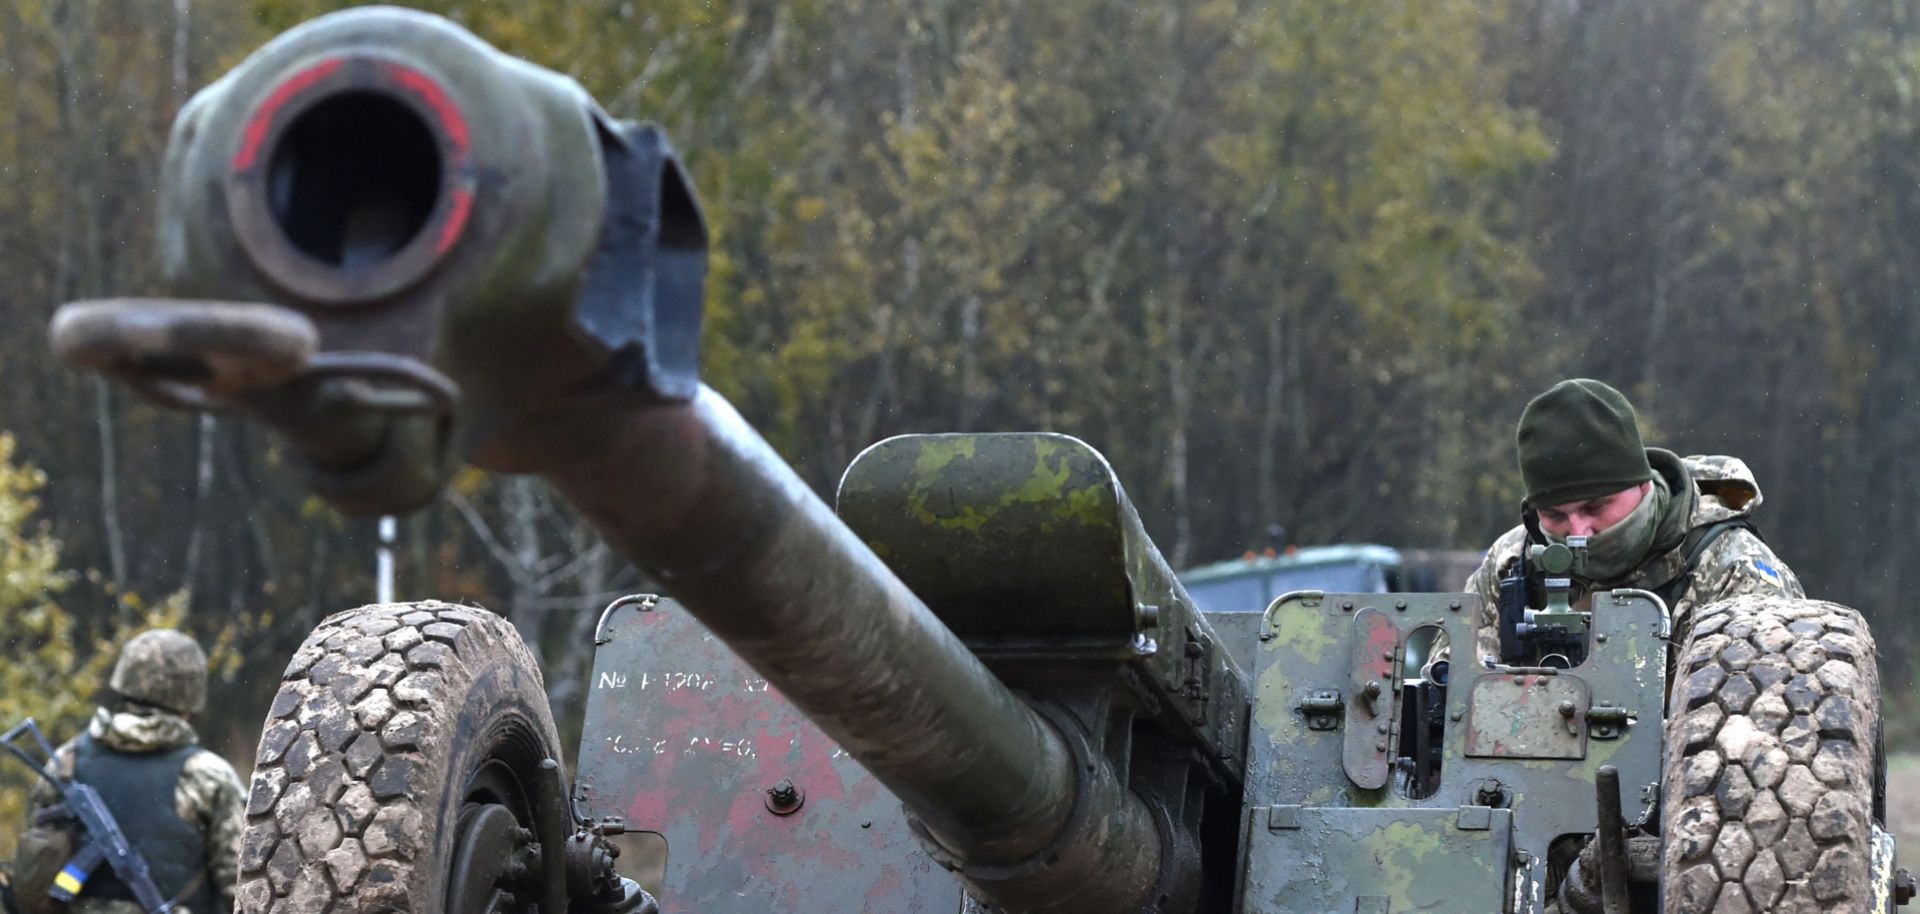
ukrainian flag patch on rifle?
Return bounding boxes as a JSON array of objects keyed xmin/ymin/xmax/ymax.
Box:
[{"xmin": 52, "ymin": 862, "xmax": 89, "ymax": 898}]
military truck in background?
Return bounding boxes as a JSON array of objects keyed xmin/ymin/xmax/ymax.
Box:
[
  {"xmin": 45, "ymin": 7, "xmax": 1908, "ymax": 914},
  {"xmin": 1183, "ymin": 545, "xmax": 1406, "ymax": 612},
  {"xmin": 1180, "ymin": 545, "xmax": 1486, "ymax": 615}
]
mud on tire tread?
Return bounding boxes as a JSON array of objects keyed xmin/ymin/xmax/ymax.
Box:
[
  {"xmin": 1661, "ymin": 594, "xmax": 1880, "ymax": 914},
  {"xmin": 236, "ymin": 601, "xmax": 560, "ymax": 914}
]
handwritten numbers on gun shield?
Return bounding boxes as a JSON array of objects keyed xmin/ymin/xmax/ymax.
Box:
[
  {"xmin": 605, "ymin": 733, "xmax": 669, "ymax": 756},
  {"xmin": 597, "ymin": 670, "xmax": 739, "ymax": 692}
]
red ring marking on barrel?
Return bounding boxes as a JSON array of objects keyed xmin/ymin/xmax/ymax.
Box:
[
  {"xmin": 232, "ymin": 58, "xmax": 345, "ymax": 171},
  {"xmin": 382, "ymin": 62, "xmax": 471, "ymax": 159},
  {"xmin": 437, "ymin": 187, "xmax": 474, "ymax": 256},
  {"xmin": 381, "ymin": 62, "xmax": 473, "ymax": 254}
]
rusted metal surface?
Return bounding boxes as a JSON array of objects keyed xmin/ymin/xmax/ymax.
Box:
[
  {"xmin": 575, "ymin": 597, "xmax": 964, "ymax": 914},
  {"xmin": 1246, "ymin": 591, "xmax": 1666, "ymax": 912}
]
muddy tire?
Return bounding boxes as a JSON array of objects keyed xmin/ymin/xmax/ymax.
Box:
[
  {"xmin": 1661, "ymin": 594, "xmax": 1881, "ymax": 914},
  {"xmin": 235, "ymin": 601, "xmax": 567, "ymax": 914}
]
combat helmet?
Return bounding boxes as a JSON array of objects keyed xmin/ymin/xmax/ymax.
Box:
[{"xmin": 108, "ymin": 629, "xmax": 208, "ymax": 716}]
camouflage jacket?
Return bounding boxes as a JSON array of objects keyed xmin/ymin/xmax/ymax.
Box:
[
  {"xmin": 1465, "ymin": 451, "xmax": 1804, "ymax": 665},
  {"xmin": 27, "ymin": 707, "xmax": 246, "ymax": 914}
]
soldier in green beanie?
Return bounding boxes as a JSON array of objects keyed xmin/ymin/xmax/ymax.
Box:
[{"xmin": 1464, "ymin": 379, "xmax": 1803, "ymax": 665}]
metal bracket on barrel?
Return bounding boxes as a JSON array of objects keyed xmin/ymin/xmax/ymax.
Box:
[{"xmin": 50, "ymin": 298, "xmax": 460, "ymax": 416}]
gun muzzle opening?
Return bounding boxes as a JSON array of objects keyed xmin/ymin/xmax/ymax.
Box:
[
  {"xmin": 269, "ymin": 91, "xmax": 442, "ymax": 270},
  {"xmin": 226, "ymin": 59, "xmax": 475, "ymax": 304}
]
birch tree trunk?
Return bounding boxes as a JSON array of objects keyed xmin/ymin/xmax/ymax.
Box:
[
  {"xmin": 1164, "ymin": 275, "xmax": 1192, "ymax": 569},
  {"xmin": 1256, "ymin": 293, "xmax": 1287, "ymax": 538},
  {"xmin": 50, "ymin": 0, "xmax": 129, "ymax": 596},
  {"xmin": 170, "ymin": 0, "xmax": 222, "ymax": 600},
  {"xmin": 505, "ymin": 476, "xmax": 545, "ymax": 654}
]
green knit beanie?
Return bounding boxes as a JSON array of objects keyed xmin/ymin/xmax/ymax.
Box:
[{"xmin": 1516, "ymin": 379, "xmax": 1654, "ymax": 508}]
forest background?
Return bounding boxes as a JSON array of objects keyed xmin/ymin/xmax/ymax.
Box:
[{"xmin": 2, "ymin": 0, "xmax": 1919, "ymax": 845}]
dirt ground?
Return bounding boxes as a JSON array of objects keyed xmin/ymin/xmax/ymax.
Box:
[{"xmin": 1893, "ymin": 754, "xmax": 1920, "ymax": 859}]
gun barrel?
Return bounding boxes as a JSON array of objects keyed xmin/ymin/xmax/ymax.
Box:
[
  {"xmin": 532, "ymin": 391, "xmax": 1165, "ymax": 911},
  {"xmin": 65, "ymin": 8, "xmax": 1171, "ymax": 911}
]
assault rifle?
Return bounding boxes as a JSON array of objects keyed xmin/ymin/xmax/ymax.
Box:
[{"xmin": 0, "ymin": 720, "xmax": 174, "ymax": 914}]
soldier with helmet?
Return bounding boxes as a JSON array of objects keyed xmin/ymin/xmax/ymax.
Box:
[
  {"xmin": 1466, "ymin": 378, "xmax": 1805, "ymax": 666},
  {"xmin": 21, "ymin": 630, "xmax": 246, "ymax": 914}
]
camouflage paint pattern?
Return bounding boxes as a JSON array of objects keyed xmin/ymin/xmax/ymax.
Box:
[
  {"xmin": 108, "ymin": 629, "xmax": 210, "ymax": 715},
  {"xmin": 1245, "ymin": 591, "xmax": 1667, "ymax": 912},
  {"xmin": 838, "ymin": 433, "xmax": 1138, "ymax": 645},
  {"xmin": 838, "ymin": 432, "xmax": 1247, "ymax": 784},
  {"xmin": 29, "ymin": 707, "xmax": 247, "ymax": 914},
  {"xmin": 574, "ymin": 598, "xmax": 965, "ymax": 914},
  {"xmin": 1240, "ymin": 806, "xmax": 1514, "ymax": 914}
]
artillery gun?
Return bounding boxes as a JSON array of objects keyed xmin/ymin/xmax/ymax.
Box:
[{"xmin": 49, "ymin": 8, "xmax": 1907, "ymax": 913}]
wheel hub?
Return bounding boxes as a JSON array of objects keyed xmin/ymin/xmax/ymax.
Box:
[{"xmin": 448, "ymin": 803, "xmax": 540, "ymax": 914}]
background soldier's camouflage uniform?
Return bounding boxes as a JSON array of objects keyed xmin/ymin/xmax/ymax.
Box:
[
  {"xmin": 26, "ymin": 707, "xmax": 246, "ymax": 914},
  {"xmin": 23, "ymin": 630, "xmax": 245, "ymax": 914},
  {"xmin": 1466, "ymin": 452, "xmax": 1803, "ymax": 665}
]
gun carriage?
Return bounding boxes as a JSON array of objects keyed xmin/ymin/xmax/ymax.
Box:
[{"xmin": 47, "ymin": 8, "xmax": 1907, "ymax": 913}]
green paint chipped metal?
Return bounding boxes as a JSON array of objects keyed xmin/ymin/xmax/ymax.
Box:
[
  {"xmin": 909, "ymin": 499, "xmax": 993, "ymax": 534},
  {"xmin": 1346, "ymin": 788, "xmax": 1387, "ymax": 810},
  {"xmin": 1266, "ymin": 603, "xmax": 1338, "ymax": 664},
  {"xmin": 1370, "ymin": 820, "xmax": 1447, "ymax": 899},
  {"xmin": 838, "ymin": 432, "xmax": 1250, "ymax": 784},
  {"xmin": 1241, "ymin": 590, "xmax": 1666, "ymax": 912},
  {"xmin": 1252, "ymin": 661, "xmax": 1300, "ymax": 739},
  {"xmin": 1241, "ymin": 807, "xmax": 1513, "ymax": 913},
  {"xmin": 838, "ymin": 433, "xmax": 1137, "ymax": 641},
  {"xmin": 898, "ymin": 437, "xmax": 993, "ymax": 533},
  {"xmin": 909, "ymin": 436, "xmax": 977, "ymax": 476}
]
